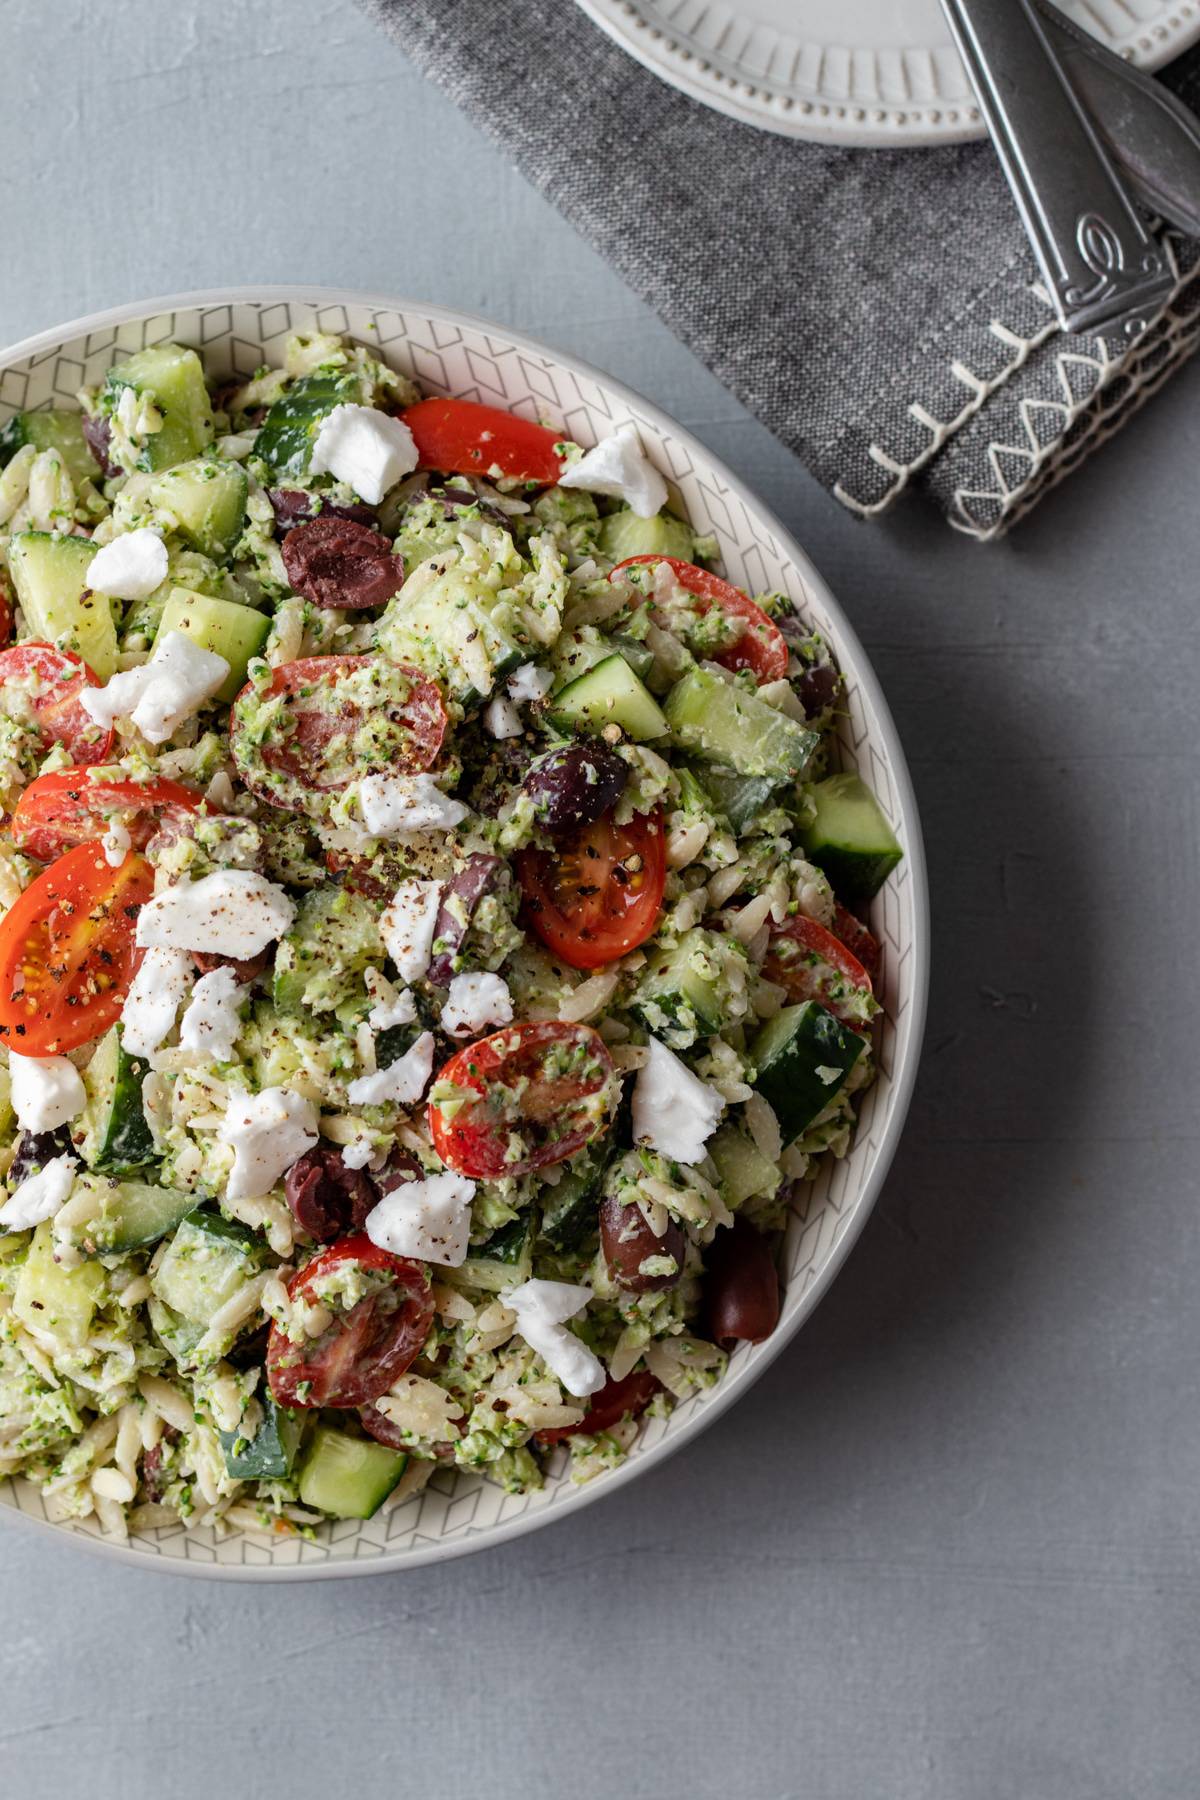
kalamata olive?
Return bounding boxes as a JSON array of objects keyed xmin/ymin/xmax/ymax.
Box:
[
  {"xmin": 792, "ymin": 661, "xmax": 839, "ymax": 718},
  {"xmin": 703, "ymin": 1218, "xmax": 781, "ymax": 1348},
  {"xmin": 284, "ymin": 1145, "xmax": 377, "ymax": 1241},
  {"xmin": 225, "ymin": 1321, "xmax": 271, "ymax": 1371},
  {"xmin": 8, "ymin": 1126, "xmax": 75, "ymax": 1187},
  {"xmin": 522, "ymin": 740, "xmax": 629, "ymax": 834},
  {"xmin": 280, "ymin": 515, "xmax": 403, "ymax": 610},
  {"xmin": 426, "ymin": 854, "xmax": 503, "ymax": 986},
  {"xmin": 193, "ymin": 948, "xmax": 271, "ymax": 984},
  {"xmin": 267, "ymin": 489, "xmax": 377, "ymax": 534},
  {"xmin": 599, "ymin": 1190, "xmax": 685, "ymax": 1293},
  {"xmin": 375, "ymin": 1147, "xmax": 425, "ymax": 1195},
  {"xmin": 81, "ymin": 413, "xmax": 117, "ymax": 478},
  {"xmin": 430, "ymin": 484, "xmax": 509, "ymax": 528}
]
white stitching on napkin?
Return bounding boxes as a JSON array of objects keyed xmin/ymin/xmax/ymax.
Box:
[
  {"xmin": 832, "ymin": 304, "xmax": 1059, "ymax": 518},
  {"xmin": 835, "ymin": 232, "xmax": 1199, "ymax": 542}
]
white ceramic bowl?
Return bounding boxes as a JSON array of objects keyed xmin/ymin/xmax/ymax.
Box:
[{"xmin": 0, "ymin": 289, "xmax": 928, "ymax": 1579}]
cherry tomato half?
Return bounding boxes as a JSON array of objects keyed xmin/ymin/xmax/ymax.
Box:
[
  {"xmin": 429, "ymin": 1021, "xmax": 616, "ymax": 1181},
  {"xmin": 612, "ymin": 556, "xmax": 789, "ymax": 685},
  {"xmin": 535, "ymin": 1370, "xmax": 661, "ymax": 1447},
  {"xmin": 266, "ymin": 1234, "xmax": 435, "ymax": 1410},
  {"xmin": 0, "ymin": 643, "xmax": 113, "ymax": 764},
  {"xmin": 516, "ymin": 806, "xmax": 666, "ymax": 972},
  {"xmin": 832, "ymin": 902, "xmax": 882, "ymax": 989},
  {"xmin": 0, "ymin": 842, "xmax": 154, "ymax": 1055},
  {"xmin": 11, "ymin": 770, "xmax": 203, "ymax": 864},
  {"xmin": 230, "ymin": 655, "xmax": 447, "ymax": 817},
  {"xmin": 402, "ymin": 398, "xmax": 564, "ymax": 485},
  {"xmin": 762, "ymin": 915, "xmax": 874, "ymax": 1027}
]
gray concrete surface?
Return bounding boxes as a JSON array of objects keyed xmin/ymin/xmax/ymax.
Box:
[{"xmin": 2, "ymin": 3, "xmax": 1199, "ymax": 1796}]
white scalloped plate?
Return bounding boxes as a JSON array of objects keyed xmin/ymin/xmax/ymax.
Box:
[
  {"xmin": 0, "ymin": 289, "xmax": 928, "ymax": 1579},
  {"xmin": 574, "ymin": 0, "xmax": 1200, "ymax": 145}
]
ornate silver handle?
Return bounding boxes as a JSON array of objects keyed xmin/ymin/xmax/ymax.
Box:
[{"xmin": 940, "ymin": 0, "xmax": 1175, "ymax": 343}]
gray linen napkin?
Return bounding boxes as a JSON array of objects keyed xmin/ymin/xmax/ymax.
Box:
[{"xmin": 356, "ymin": 0, "xmax": 1200, "ymax": 538}]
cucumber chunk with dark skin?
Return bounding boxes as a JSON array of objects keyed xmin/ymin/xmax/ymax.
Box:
[
  {"xmin": 102, "ymin": 344, "xmax": 215, "ymax": 472},
  {"xmin": 750, "ymin": 1002, "xmax": 865, "ymax": 1144},
  {"xmin": 0, "ymin": 410, "xmax": 101, "ymax": 487},
  {"xmin": 548, "ymin": 653, "xmax": 668, "ymax": 741},
  {"xmin": 68, "ymin": 1174, "xmax": 195, "ymax": 1256},
  {"xmin": 155, "ymin": 589, "xmax": 270, "ymax": 703},
  {"xmin": 538, "ymin": 1153, "xmax": 605, "ymax": 1254},
  {"xmin": 298, "ymin": 1426, "xmax": 407, "ymax": 1519},
  {"xmin": 801, "ymin": 772, "xmax": 903, "ymax": 901},
  {"xmin": 253, "ymin": 372, "xmax": 360, "ymax": 479},
  {"xmin": 220, "ymin": 1398, "xmax": 305, "ymax": 1480},
  {"xmin": 80, "ymin": 1027, "xmax": 157, "ymax": 1174},
  {"xmin": 664, "ymin": 665, "xmax": 818, "ymax": 780}
]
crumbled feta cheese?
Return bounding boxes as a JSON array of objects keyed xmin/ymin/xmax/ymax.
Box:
[
  {"xmin": 0, "ymin": 1153, "xmax": 77, "ymax": 1231},
  {"xmin": 178, "ymin": 967, "xmax": 246, "ymax": 1063},
  {"xmin": 217, "ymin": 1088, "xmax": 319, "ymax": 1201},
  {"xmin": 86, "ymin": 527, "xmax": 169, "ymax": 600},
  {"xmin": 440, "ymin": 972, "xmax": 513, "ymax": 1038},
  {"xmin": 357, "ymin": 772, "xmax": 468, "ymax": 838},
  {"xmin": 380, "ymin": 879, "xmax": 443, "ymax": 983},
  {"xmin": 557, "ymin": 424, "xmax": 669, "ymax": 519},
  {"xmin": 483, "ymin": 695, "xmax": 523, "ymax": 740},
  {"xmin": 632, "ymin": 1037, "xmax": 725, "ymax": 1165},
  {"xmin": 9, "ymin": 1053, "xmax": 86, "ymax": 1134},
  {"xmin": 308, "ymin": 404, "xmax": 419, "ymax": 504},
  {"xmin": 507, "ymin": 1279, "xmax": 606, "ymax": 1397},
  {"xmin": 364, "ymin": 1170, "xmax": 477, "ymax": 1267},
  {"xmin": 507, "ymin": 663, "xmax": 554, "ymax": 704},
  {"xmin": 81, "ymin": 630, "xmax": 229, "ymax": 745},
  {"xmin": 340, "ymin": 1132, "xmax": 375, "ymax": 1171},
  {"xmin": 347, "ymin": 1031, "xmax": 436, "ymax": 1108},
  {"xmin": 120, "ymin": 946, "xmax": 193, "ymax": 1057},
  {"xmin": 101, "ymin": 819, "xmax": 132, "ymax": 868},
  {"xmin": 136, "ymin": 869, "xmax": 295, "ymax": 959},
  {"xmin": 364, "ymin": 969, "xmax": 418, "ymax": 1031}
]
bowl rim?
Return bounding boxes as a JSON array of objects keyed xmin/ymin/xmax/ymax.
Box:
[{"xmin": 0, "ymin": 287, "xmax": 929, "ymax": 1580}]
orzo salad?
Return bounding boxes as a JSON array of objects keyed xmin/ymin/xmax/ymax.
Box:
[{"xmin": 0, "ymin": 332, "xmax": 901, "ymax": 1538}]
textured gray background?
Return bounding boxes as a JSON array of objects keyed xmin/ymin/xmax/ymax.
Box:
[{"xmin": 2, "ymin": 3, "xmax": 1198, "ymax": 1796}]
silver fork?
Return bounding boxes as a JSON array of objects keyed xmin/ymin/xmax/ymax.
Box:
[{"xmin": 940, "ymin": 0, "xmax": 1176, "ymax": 344}]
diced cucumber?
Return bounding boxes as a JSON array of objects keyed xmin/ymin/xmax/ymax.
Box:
[
  {"xmin": 298, "ymin": 1426, "xmax": 407, "ymax": 1519},
  {"xmin": 538, "ymin": 1154, "xmax": 604, "ymax": 1253},
  {"xmin": 147, "ymin": 456, "xmax": 248, "ymax": 560},
  {"xmin": 103, "ymin": 344, "xmax": 214, "ymax": 472},
  {"xmin": 457, "ymin": 1211, "xmax": 535, "ymax": 1292},
  {"xmin": 7, "ymin": 532, "xmax": 117, "ymax": 678},
  {"xmin": 631, "ymin": 929, "xmax": 728, "ymax": 1039},
  {"xmin": 610, "ymin": 634, "xmax": 655, "ymax": 682},
  {"xmin": 750, "ymin": 1002, "xmax": 865, "ymax": 1144},
  {"xmin": 219, "ymin": 1397, "xmax": 304, "ymax": 1480},
  {"xmin": 274, "ymin": 888, "xmax": 384, "ymax": 1015},
  {"xmin": 67, "ymin": 1173, "xmax": 194, "ymax": 1255},
  {"xmin": 13, "ymin": 1222, "xmax": 105, "ymax": 1348},
  {"xmin": 664, "ymin": 666, "xmax": 818, "ymax": 779},
  {"xmin": 253, "ymin": 372, "xmax": 360, "ymax": 479},
  {"xmin": 147, "ymin": 1294, "xmax": 205, "ymax": 1367},
  {"xmin": 155, "ymin": 588, "xmax": 270, "ymax": 703},
  {"xmin": 549, "ymin": 653, "xmax": 667, "ymax": 741},
  {"xmin": 0, "ymin": 410, "xmax": 100, "ymax": 487},
  {"xmin": 706, "ymin": 1126, "xmax": 781, "ymax": 1208},
  {"xmin": 377, "ymin": 564, "xmax": 525, "ymax": 708},
  {"xmin": 151, "ymin": 1208, "xmax": 264, "ymax": 1327},
  {"xmin": 79, "ymin": 1027, "xmax": 156, "ymax": 1174},
  {"xmin": 597, "ymin": 508, "xmax": 695, "ymax": 564},
  {"xmin": 802, "ymin": 772, "xmax": 903, "ymax": 901},
  {"xmin": 689, "ymin": 761, "xmax": 784, "ymax": 833}
]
